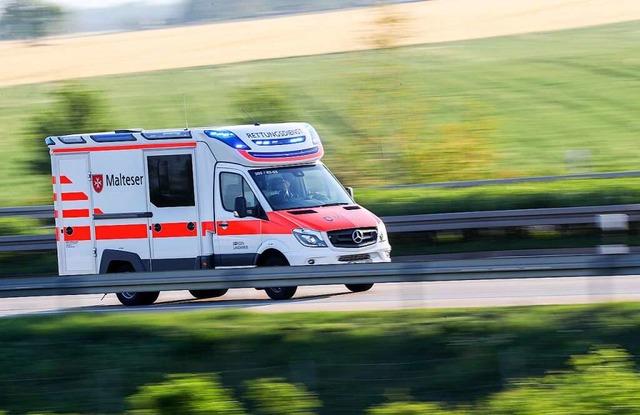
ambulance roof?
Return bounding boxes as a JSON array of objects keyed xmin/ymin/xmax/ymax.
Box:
[{"xmin": 46, "ymin": 122, "xmax": 324, "ymax": 167}]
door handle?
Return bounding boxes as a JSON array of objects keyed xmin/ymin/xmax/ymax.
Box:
[{"xmin": 218, "ymin": 221, "xmax": 229, "ymax": 230}]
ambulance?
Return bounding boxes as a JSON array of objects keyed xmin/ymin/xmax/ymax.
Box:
[{"xmin": 46, "ymin": 122, "xmax": 391, "ymax": 305}]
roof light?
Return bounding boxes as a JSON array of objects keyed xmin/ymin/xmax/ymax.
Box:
[
  {"xmin": 304, "ymin": 124, "xmax": 321, "ymax": 145},
  {"xmin": 204, "ymin": 129, "xmax": 250, "ymax": 150},
  {"xmin": 252, "ymin": 136, "xmax": 306, "ymax": 146},
  {"xmin": 142, "ymin": 131, "xmax": 192, "ymax": 140},
  {"xmin": 44, "ymin": 137, "xmax": 56, "ymax": 146},
  {"xmin": 90, "ymin": 133, "xmax": 136, "ymax": 142},
  {"xmin": 58, "ymin": 135, "xmax": 86, "ymax": 144}
]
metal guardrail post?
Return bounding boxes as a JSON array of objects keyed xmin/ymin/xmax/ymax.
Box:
[{"xmin": 597, "ymin": 214, "xmax": 629, "ymax": 255}]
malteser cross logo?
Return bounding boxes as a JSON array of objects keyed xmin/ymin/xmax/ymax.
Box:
[{"xmin": 92, "ymin": 174, "xmax": 104, "ymax": 193}]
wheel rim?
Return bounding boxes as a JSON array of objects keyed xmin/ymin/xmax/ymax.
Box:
[
  {"xmin": 120, "ymin": 292, "xmax": 136, "ymax": 300},
  {"xmin": 270, "ymin": 287, "xmax": 284, "ymax": 293}
]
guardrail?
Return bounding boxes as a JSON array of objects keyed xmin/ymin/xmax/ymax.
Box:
[
  {"xmin": 378, "ymin": 170, "xmax": 640, "ymax": 189},
  {"xmin": 384, "ymin": 204, "xmax": 640, "ymax": 233},
  {"xmin": 1, "ymin": 254, "xmax": 639, "ymax": 299},
  {"xmin": 1, "ymin": 204, "xmax": 640, "ymax": 252}
]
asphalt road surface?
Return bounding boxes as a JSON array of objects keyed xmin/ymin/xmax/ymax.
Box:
[{"xmin": 3, "ymin": 275, "xmax": 640, "ymax": 317}]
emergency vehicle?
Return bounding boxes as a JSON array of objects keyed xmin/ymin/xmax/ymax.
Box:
[{"xmin": 46, "ymin": 122, "xmax": 391, "ymax": 305}]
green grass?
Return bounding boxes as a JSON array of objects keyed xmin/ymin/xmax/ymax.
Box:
[
  {"xmin": 2, "ymin": 304, "xmax": 640, "ymax": 414},
  {"xmin": 1, "ymin": 20, "xmax": 639, "ymax": 206}
]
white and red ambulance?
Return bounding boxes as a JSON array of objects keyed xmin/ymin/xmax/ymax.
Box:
[{"xmin": 47, "ymin": 122, "xmax": 391, "ymax": 305}]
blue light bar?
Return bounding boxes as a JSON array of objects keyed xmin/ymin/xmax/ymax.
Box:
[
  {"xmin": 44, "ymin": 137, "xmax": 56, "ymax": 146},
  {"xmin": 58, "ymin": 135, "xmax": 86, "ymax": 144},
  {"xmin": 141, "ymin": 131, "xmax": 192, "ymax": 140},
  {"xmin": 252, "ymin": 136, "xmax": 306, "ymax": 146},
  {"xmin": 90, "ymin": 133, "xmax": 136, "ymax": 142},
  {"xmin": 248, "ymin": 146, "xmax": 319, "ymax": 159},
  {"xmin": 204, "ymin": 129, "xmax": 250, "ymax": 150}
]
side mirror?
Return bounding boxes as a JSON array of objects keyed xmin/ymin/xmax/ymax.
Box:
[
  {"xmin": 345, "ymin": 186, "xmax": 354, "ymax": 199},
  {"xmin": 234, "ymin": 196, "xmax": 247, "ymax": 218}
]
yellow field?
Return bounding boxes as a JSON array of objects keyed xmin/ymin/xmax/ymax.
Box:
[{"xmin": 1, "ymin": 0, "xmax": 639, "ymax": 87}]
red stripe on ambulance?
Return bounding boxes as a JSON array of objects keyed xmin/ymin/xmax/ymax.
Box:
[
  {"xmin": 62, "ymin": 209, "xmax": 90, "ymax": 218},
  {"xmin": 96, "ymin": 224, "xmax": 148, "ymax": 240},
  {"xmin": 52, "ymin": 142, "xmax": 196, "ymax": 154},
  {"xmin": 215, "ymin": 220, "xmax": 261, "ymax": 236},
  {"xmin": 201, "ymin": 221, "xmax": 215, "ymax": 235},
  {"xmin": 52, "ymin": 176, "xmax": 73, "ymax": 184},
  {"xmin": 61, "ymin": 192, "xmax": 89, "ymax": 201},
  {"xmin": 63, "ymin": 226, "xmax": 91, "ymax": 241},
  {"xmin": 152, "ymin": 222, "xmax": 197, "ymax": 238}
]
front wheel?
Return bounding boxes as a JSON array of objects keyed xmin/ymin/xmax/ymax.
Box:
[
  {"xmin": 261, "ymin": 255, "xmax": 297, "ymax": 300},
  {"xmin": 189, "ymin": 289, "xmax": 228, "ymax": 299},
  {"xmin": 345, "ymin": 283, "xmax": 374, "ymax": 293},
  {"xmin": 116, "ymin": 291, "xmax": 160, "ymax": 306}
]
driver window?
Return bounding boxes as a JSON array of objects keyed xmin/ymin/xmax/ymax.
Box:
[{"xmin": 220, "ymin": 172, "xmax": 259, "ymax": 214}]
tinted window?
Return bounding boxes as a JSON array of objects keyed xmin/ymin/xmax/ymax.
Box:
[{"xmin": 147, "ymin": 154, "xmax": 195, "ymax": 207}]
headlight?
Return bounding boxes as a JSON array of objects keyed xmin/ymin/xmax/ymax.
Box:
[{"xmin": 293, "ymin": 228, "xmax": 327, "ymax": 247}]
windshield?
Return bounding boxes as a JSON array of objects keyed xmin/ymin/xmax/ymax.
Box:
[{"xmin": 249, "ymin": 164, "xmax": 353, "ymax": 211}]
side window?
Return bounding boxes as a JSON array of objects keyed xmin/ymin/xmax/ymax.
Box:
[
  {"xmin": 220, "ymin": 172, "xmax": 259, "ymax": 213},
  {"xmin": 147, "ymin": 154, "xmax": 195, "ymax": 208}
]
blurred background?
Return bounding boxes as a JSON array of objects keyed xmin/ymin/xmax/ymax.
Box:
[{"xmin": 1, "ymin": 1, "xmax": 640, "ymax": 414}]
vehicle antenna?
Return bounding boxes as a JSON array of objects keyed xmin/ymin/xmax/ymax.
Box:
[
  {"xmin": 242, "ymin": 108, "xmax": 260, "ymax": 126},
  {"xmin": 183, "ymin": 94, "xmax": 189, "ymax": 130}
]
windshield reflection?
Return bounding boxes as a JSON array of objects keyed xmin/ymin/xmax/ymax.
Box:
[{"xmin": 249, "ymin": 164, "xmax": 353, "ymax": 211}]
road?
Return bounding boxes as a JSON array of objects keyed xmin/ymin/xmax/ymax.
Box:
[{"xmin": 3, "ymin": 274, "xmax": 640, "ymax": 317}]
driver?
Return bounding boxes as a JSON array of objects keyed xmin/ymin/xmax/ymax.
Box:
[{"xmin": 269, "ymin": 177, "xmax": 292, "ymax": 206}]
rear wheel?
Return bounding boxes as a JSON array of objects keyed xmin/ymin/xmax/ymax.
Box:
[
  {"xmin": 261, "ymin": 255, "xmax": 297, "ymax": 300},
  {"xmin": 111, "ymin": 263, "xmax": 160, "ymax": 306},
  {"xmin": 345, "ymin": 283, "xmax": 374, "ymax": 293},
  {"xmin": 189, "ymin": 289, "xmax": 228, "ymax": 299}
]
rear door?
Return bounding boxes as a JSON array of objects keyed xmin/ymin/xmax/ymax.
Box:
[
  {"xmin": 145, "ymin": 150, "xmax": 201, "ymax": 270},
  {"xmin": 55, "ymin": 153, "xmax": 97, "ymax": 275}
]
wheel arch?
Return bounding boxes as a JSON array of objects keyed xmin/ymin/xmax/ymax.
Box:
[
  {"xmin": 100, "ymin": 249, "xmax": 149, "ymax": 274},
  {"xmin": 256, "ymin": 248, "xmax": 290, "ymax": 266}
]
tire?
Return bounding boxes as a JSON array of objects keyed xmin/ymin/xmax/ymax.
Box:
[
  {"xmin": 116, "ymin": 291, "xmax": 160, "ymax": 306},
  {"xmin": 111, "ymin": 263, "xmax": 160, "ymax": 306},
  {"xmin": 189, "ymin": 289, "xmax": 228, "ymax": 299},
  {"xmin": 345, "ymin": 283, "xmax": 374, "ymax": 293},
  {"xmin": 261, "ymin": 255, "xmax": 297, "ymax": 300},
  {"xmin": 264, "ymin": 286, "xmax": 297, "ymax": 301}
]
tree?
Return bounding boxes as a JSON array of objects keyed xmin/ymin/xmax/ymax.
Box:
[
  {"xmin": 244, "ymin": 377, "xmax": 321, "ymax": 415},
  {"xmin": 126, "ymin": 373, "xmax": 246, "ymax": 415},
  {"xmin": 29, "ymin": 83, "xmax": 113, "ymax": 175},
  {"xmin": 0, "ymin": 0, "xmax": 64, "ymax": 41}
]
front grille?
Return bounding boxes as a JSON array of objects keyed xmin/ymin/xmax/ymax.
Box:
[
  {"xmin": 338, "ymin": 254, "xmax": 371, "ymax": 262},
  {"xmin": 327, "ymin": 227, "xmax": 378, "ymax": 248}
]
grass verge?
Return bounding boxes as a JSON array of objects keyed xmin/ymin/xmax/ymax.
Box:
[{"xmin": 1, "ymin": 304, "xmax": 640, "ymax": 414}]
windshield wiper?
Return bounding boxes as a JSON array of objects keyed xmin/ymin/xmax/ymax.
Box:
[{"xmin": 320, "ymin": 202, "xmax": 350, "ymax": 207}]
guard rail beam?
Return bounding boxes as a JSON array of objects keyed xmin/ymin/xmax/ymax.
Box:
[{"xmin": 1, "ymin": 254, "xmax": 639, "ymax": 299}]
